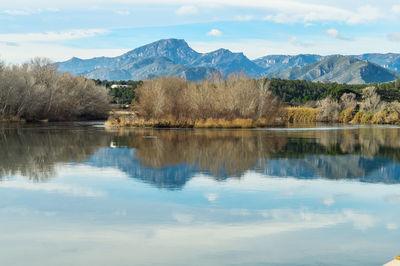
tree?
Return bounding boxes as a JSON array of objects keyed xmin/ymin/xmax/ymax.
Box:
[
  {"xmin": 360, "ymin": 86, "xmax": 381, "ymax": 112},
  {"xmin": 316, "ymin": 97, "xmax": 341, "ymax": 122}
]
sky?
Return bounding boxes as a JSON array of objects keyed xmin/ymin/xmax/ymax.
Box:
[{"xmin": 0, "ymin": 0, "xmax": 400, "ymax": 63}]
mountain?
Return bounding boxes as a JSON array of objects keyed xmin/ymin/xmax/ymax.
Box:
[
  {"xmin": 57, "ymin": 39, "xmax": 262, "ymax": 81},
  {"xmin": 350, "ymin": 53, "xmax": 400, "ymax": 72},
  {"xmin": 267, "ymin": 55, "xmax": 400, "ymax": 84},
  {"xmin": 119, "ymin": 38, "xmax": 200, "ymax": 65},
  {"xmin": 192, "ymin": 48, "xmax": 264, "ymax": 77},
  {"xmin": 57, "ymin": 39, "xmax": 400, "ymax": 83},
  {"xmin": 253, "ymin": 54, "xmax": 323, "ymax": 74}
]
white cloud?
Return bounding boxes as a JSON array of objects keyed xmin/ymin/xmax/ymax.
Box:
[
  {"xmin": 235, "ymin": 15, "xmax": 254, "ymax": 21},
  {"xmin": 388, "ymin": 32, "xmax": 400, "ymax": 42},
  {"xmin": 0, "ymin": 29, "xmax": 108, "ymax": 43},
  {"xmin": 392, "ymin": 5, "xmax": 400, "ymax": 14},
  {"xmin": 1, "ymin": 42, "xmax": 19, "ymax": 47},
  {"xmin": 323, "ymin": 196, "xmax": 335, "ymax": 206},
  {"xmin": 342, "ymin": 210, "xmax": 377, "ymax": 231},
  {"xmin": 204, "ymin": 193, "xmax": 218, "ymax": 202},
  {"xmin": 385, "ymin": 194, "xmax": 400, "ymax": 203},
  {"xmin": 3, "ymin": 8, "xmax": 41, "ymax": 15},
  {"xmin": 0, "ymin": 0, "xmax": 395, "ymax": 24},
  {"xmin": 346, "ymin": 5, "xmax": 385, "ymax": 24},
  {"xmin": 386, "ymin": 223, "xmax": 398, "ymax": 230},
  {"xmin": 115, "ymin": 10, "xmax": 130, "ymax": 16},
  {"xmin": 46, "ymin": 7, "xmax": 60, "ymax": 12},
  {"xmin": 207, "ymin": 29, "xmax": 222, "ymax": 37},
  {"xmin": 325, "ymin": 28, "xmax": 352, "ymax": 41},
  {"xmin": 172, "ymin": 213, "xmax": 194, "ymax": 224},
  {"xmin": 175, "ymin": 5, "xmax": 198, "ymax": 15},
  {"xmin": 0, "ymin": 180, "xmax": 105, "ymax": 197},
  {"xmin": 260, "ymin": 2, "xmax": 386, "ymax": 24}
]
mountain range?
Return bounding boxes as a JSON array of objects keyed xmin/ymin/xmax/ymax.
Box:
[
  {"xmin": 267, "ymin": 55, "xmax": 400, "ymax": 84},
  {"xmin": 56, "ymin": 38, "xmax": 400, "ymax": 84}
]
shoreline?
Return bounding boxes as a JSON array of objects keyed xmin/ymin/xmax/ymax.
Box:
[{"xmin": 105, "ymin": 108, "xmax": 400, "ymax": 128}]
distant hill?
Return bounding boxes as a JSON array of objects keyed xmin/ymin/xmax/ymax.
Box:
[
  {"xmin": 56, "ymin": 38, "xmax": 400, "ymax": 83},
  {"xmin": 253, "ymin": 54, "xmax": 323, "ymax": 74},
  {"xmin": 267, "ymin": 55, "xmax": 400, "ymax": 84},
  {"xmin": 350, "ymin": 53, "xmax": 400, "ymax": 72}
]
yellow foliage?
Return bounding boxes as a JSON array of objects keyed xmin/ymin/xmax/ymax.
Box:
[
  {"xmin": 385, "ymin": 111, "xmax": 400, "ymax": 124},
  {"xmin": 351, "ymin": 111, "xmax": 374, "ymax": 124},
  {"xmin": 284, "ymin": 107, "xmax": 318, "ymax": 123},
  {"xmin": 339, "ymin": 108, "xmax": 355, "ymax": 123},
  {"xmin": 370, "ymin": 111, "xmax": 387, "ymax": 124}
]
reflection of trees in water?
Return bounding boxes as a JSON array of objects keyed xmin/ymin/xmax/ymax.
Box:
[
  {"xmin": 2, "ymin": 124, "xmax": 400, "ymax": 185},
  {"xmin": 110, "ymin": 127, "xmax": 400, "ymax": 183},
  {"xmin": 112, "ymin": 129, "xmax": 287, "ymax": 179},
  {"xmin": 0, "ymin": 124, "xmax": 110, "ymax": 181},
  {"xmin": 296, "ymin": 127, "xmax": 400, "ymax": 159},
  {"xmin": 265, "ymin": 127, "xmax": 400, "ymax": 180}
]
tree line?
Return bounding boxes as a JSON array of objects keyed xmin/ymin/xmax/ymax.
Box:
[{"xmin": 97, "ymin": 77, "xmax": 400, "ymax": 107}]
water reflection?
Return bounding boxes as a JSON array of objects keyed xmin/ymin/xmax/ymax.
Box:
[
  {"xmin": 1, "ymin": 124, "xmax": 400, "ymax": 266},
  {"xmin": 2, "ymin": 124, "xmax": 400, "ymax": 187},
  {"xmin": 99, "ymin": 127, "xmax": 400, "ymax": 188},
  {"xmin": 0, "ymin": 123, "xmax": 110, "ymax": 181}
]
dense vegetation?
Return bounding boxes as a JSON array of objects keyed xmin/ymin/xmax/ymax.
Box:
[
  {"xmin": 262, "ymin": 78, "xmax": 400, "ymax": 106},
  {"xmin": 268, "ymin": 78, "xmax": 366, "ymax": 105},
  {"xmin": 0, "ymin": 59, "xmax": 109, "ymax": 121},
  {"xmin": 314, "ymin": 86, "xmax": 400, "ymax": 124},
  {"xmin": 93, "ymin": 80, "xmax": 141, "ymax": 104}
]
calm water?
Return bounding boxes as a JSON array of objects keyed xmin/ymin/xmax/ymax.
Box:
[{"xmin": 1, "ymin": 122, "xmax": 400, "ymax": 266}]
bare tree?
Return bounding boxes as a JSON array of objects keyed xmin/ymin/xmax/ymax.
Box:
[
  {"xmin": 360, "ymin": 86, "xmax": 381, "ymax": 112},
  {"xmin": 316, "ymin": 97, "xmax": 341, "ymax": 122},
  {"xmin": 340, "ymin": 93, "xmax": 357, "ymax": 110}
]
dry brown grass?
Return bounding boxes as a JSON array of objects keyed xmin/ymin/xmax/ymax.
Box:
[
  {"xmin": 284, "ymin": 107, "xmax": 318, "ymax": 123},
  {"xmin": 106, "ymin": 113, "xmax": 271, "ymax": 128}
]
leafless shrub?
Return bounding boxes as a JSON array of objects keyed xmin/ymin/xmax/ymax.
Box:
[
  {"xmin": 360, "ymin": 86, "xmax": 381, "ymax": 112},
  {"xmin": 340, "ymin": 93, "xmax": 357, "ymax": 110},
  {"xmin": 388, "ymin": 101, "xmax": 400, "ymax": 113},
  {"xmin": 0, "ymin": 58, "xmax": 109, "ymax": 121},
  {"xmin": 316, "ymin": 97, "xmax": 341, "ymax": 122},
  {"xmin": 132, "ymin": 75, "xmax": 282, "ymax": 124}
]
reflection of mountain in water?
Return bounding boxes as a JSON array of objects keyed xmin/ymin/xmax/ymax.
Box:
[
  {"xmin": 3, "ymin": 124, "xmax": 400, "ymax": 188},
  {"xmin": 89, "ymin": 148, "xmax": 195, "ymax": 190},
  {"xmin": 264, "ymin": 155, "xmax": 400, "ymax": 184},
  {"xmin": 87, "ymin": 128, "xmax": 400, "ymax": 189}
]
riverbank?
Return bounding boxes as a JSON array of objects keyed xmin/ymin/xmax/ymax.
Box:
[
  {"xmin": 105, "ymin": 110, "xmax": 281, "ymax": 128},
  {"xmin": 106, "ymin": 106, "xmax": 400, "ymax": 128}
]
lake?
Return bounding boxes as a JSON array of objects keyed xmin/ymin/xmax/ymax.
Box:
[{"xmin": 0, "ymin": 122, "xmax": 399, "ymax": 266}]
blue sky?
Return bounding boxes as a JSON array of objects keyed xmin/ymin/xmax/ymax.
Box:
[{"xmin": 0, "ymin": 0, "xmax": 400, "ymax": 63}]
